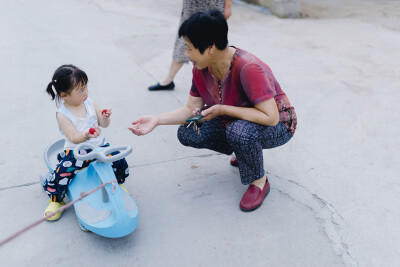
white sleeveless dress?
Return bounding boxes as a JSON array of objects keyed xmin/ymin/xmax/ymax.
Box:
[{"xmin": 56, "ymin": 98, "xmax": 104, "ymax": 150}]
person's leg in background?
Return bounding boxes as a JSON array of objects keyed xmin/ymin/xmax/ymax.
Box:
[{"xmin": 148, "ymin": 23, "xmax": 188, "ymax": 91}]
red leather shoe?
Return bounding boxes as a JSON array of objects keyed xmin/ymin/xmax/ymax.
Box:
[
  {"xmin": 230, "ymin": 155, "xmax": 239, "ymax": 167},
  {"xmin": 240, "ymin": 179, "xmax": 270, "ymax": 212}
]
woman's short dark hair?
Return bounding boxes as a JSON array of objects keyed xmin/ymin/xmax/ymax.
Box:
[{"xmin": 179, "ymin": 10, "xmax": 228, "ymax": 54}]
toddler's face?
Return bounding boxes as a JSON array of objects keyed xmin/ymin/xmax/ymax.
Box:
[{"xmin": 68, "ymin": 84, "xmax": 88, "ymax": 104}]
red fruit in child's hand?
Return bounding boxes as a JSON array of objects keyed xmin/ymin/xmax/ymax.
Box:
[
  {"xmin": 89, "ymin": 128, "xmax": 96, "ymax": 134},
  {"xmin": 102, "ymin": 109, "xmax": 107, "ymax": 114}
]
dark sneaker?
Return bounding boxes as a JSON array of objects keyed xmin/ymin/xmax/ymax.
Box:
[
  {"xmin": 240, "ymin": 179, "xmax": 270, "ymax": 212},
  {"xmin": 148, "ymin": 81, "xmax": 175, "ymax": 91}
]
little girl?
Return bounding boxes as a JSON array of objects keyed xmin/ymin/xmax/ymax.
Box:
[{"xmin": 43, "ymin": 64, "xmax": 129, "ymax": 221}]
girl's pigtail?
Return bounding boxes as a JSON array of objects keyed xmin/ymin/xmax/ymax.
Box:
[{"xmin": 46, "ymin": 81, "xmax": 56, "ymax": 100}]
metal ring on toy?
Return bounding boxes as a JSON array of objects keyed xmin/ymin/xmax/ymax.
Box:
[{"xmin": 73, "ymin": 143, "xmax": 132, "ymax": 163}]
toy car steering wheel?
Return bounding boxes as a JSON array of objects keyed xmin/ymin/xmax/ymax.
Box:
[{"xmin": 74, "ymin": 143, "xmax": 132, "ymax": 163}]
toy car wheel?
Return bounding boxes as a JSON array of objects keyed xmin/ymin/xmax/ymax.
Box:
[{"xmin": 78, "ymin": 221, "xmax": 90, "ymax": 232}]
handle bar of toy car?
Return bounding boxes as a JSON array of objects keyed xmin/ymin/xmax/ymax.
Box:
[{"xmin": 74, "ymin": 143, "xmax": 132, "ymax": 163}]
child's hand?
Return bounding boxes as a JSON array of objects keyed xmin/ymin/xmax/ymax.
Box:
[
  {"xmin": 85, "ymin": 124, "xmax": 101, "ymax": 139},
  {"xmin": 101, "ymin": 108, "xmax": 112, "ymax": 119}
]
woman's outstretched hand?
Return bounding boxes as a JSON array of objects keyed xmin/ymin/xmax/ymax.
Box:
[{"xmin": 128, "ymin": 115, "xmax": 158, "ymax": 136}]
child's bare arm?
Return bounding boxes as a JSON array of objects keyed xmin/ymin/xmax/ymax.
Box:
[
  {"xmin": 93, "ymin": 100, "xmax": 111, "ymax": 128},
  {"xmin": 57, "ymin": 113, "xmax": 100, "ymax": 144}
]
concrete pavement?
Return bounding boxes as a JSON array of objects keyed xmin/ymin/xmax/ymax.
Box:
[{"xmin": 0, "ymin": 0, "xmax": 399, "ymax": 266}]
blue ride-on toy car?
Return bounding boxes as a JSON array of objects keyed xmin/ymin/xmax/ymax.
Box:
[{"xmin": 40, "ymin": 140, "xmax": 138, "ymax": 238}]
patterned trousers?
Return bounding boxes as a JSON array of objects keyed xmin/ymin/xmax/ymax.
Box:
[{"xmin": 177, "ymin": 118, "xmax": 292, "ymax": 184}]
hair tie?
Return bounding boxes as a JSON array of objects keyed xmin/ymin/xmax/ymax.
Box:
[{"xmin": 51, "ymin": 80, "xmax": 57, "ymax": 91}]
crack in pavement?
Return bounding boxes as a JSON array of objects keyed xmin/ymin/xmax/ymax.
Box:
[
  {"xmin": 4, "ymin": 153, "xmax": 356, "ymax": 266},
  {"xmin": 1, "ymin": 155, "xmax": 358, "ymax": 267},
  {"xmin": 91, "ymin": 1, "xmax": 140, "ymax": 18},
  {"xmin": 269, "ymin": 172, "xmax": 358, "ymax": 267},
  {"xmin": 130, "ymin": 153, "xmax": 220, "ymax": 168},
  {"xmin": 0, "ymin": 153, "xmax": 221, "ymax": 191},
  {"xmin": 0, "ymin": 182, "xmax": 38, "ymax": 192}
]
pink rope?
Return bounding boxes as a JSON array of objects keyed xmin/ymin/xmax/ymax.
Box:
[{"xmin": 0, "ymin": 179, "xmax": 118, "ymax": 247}]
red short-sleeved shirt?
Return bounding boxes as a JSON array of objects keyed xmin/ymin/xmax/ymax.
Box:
[{"xmin": 190, "ymin": 47, "xmax": 297, "ymax": 135}]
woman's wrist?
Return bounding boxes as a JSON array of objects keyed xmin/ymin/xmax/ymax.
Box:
[
  {"xmin": 155, "ymin": 115, "xmax": 161, "ymax": 126},
  {"xmin": 219, "ymin": 104, "xmax": 227, "ymax": 116}
]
